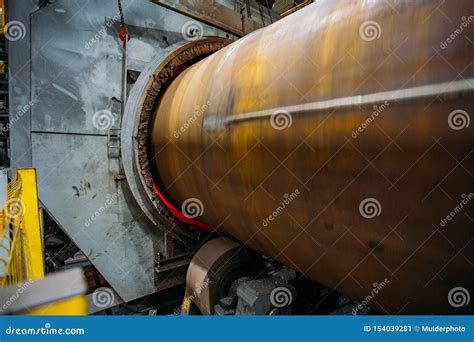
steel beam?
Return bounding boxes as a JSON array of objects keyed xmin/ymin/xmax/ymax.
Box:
[{"xmin": 151, "ymin": 0, "xmax": 279, "ymax": 36}]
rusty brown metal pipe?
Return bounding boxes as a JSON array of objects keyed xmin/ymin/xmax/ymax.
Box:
[{"xmin": 149, "ymin": 0, "xmax": 474, "ymax": 314}]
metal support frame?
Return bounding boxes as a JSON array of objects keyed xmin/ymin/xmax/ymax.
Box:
[{"xmin": 151, "ymin": 0, "xmax": 279, "ymax": 36}]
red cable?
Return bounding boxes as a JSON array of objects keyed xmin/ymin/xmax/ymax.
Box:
[{"xmin": 152, "ymin": 182, "xmax": 213, "ymax": 232}]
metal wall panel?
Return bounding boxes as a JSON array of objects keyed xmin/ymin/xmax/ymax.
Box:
[
  {"xmin": 8, "ymin": 0, "xmax": 38, "ymax": 169},
  {"xmin": 32, "ymin": 132, "xmax": 164, "ymax": 301},
  {"xmin": 30, "ymin": 0, "xmax": 235, "ymax": 135},
  {"xmin": 9, "ymin": 0, "xmax": 241, "ymax": 302}
]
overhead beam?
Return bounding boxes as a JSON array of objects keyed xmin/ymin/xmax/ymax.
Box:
[{"xmin": 151, "ymin": 0, "xmax": 278, "ymax": 37}]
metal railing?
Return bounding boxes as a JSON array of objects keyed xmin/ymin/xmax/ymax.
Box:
[
  {"xmin": 0, "ymin": 170, "xmax": 43, "ymax": 284},
  {"xmin": 0, "ymin": 172, "xmax": 26, "ymax": 285},
  {"xmin": 0, "ymin": 169, "xmax": 87, "ymax": 315}
]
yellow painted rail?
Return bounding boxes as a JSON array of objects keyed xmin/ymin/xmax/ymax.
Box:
[{"xmin": 0, "ymin": 169, "xmax": 86, "ymax": 315}]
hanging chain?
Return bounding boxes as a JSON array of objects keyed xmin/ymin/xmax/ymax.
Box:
[
  {"xmin": 118, "ymin": 0, "xmax": 125, "ymax": 28},
  {"xmin": 239, "ymin": 0, "xmax": 245, "ymax": 32}
]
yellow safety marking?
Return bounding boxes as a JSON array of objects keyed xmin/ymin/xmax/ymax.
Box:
[
  {"xmin": 27, "ymin": 296, "xmax": 87, "ymax": 316},
  {"xmin": 18, "ymin": 169, "xmax": 44, "ymax": 280}
]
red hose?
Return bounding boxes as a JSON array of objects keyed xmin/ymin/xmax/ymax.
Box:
[{"xmin": 152, "ymin": 182, "xmax": 213, "ymax": 232}]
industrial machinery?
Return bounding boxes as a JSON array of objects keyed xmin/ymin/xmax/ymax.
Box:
[
  {"xmin": 0, "ymin": 169, "xmax": 87, "ymax": 315},
  {"xmin": 7, "ymin": 0, "xmax": 473, "ymax": 315}
]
